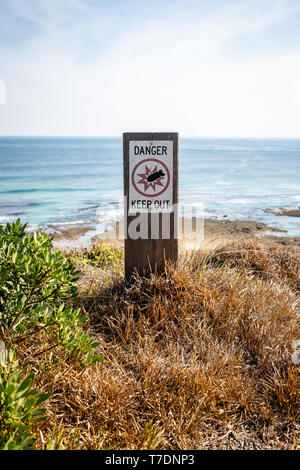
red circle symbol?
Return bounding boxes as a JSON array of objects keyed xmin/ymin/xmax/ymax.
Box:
[{"xmin": 131, "ymin": 158, "xmax": 170, "ymax": 198}]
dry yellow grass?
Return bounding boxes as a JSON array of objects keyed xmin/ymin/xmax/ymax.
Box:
[{"xmin": 18, "ymin": 238, "xmax": 300, "ymax": 450}]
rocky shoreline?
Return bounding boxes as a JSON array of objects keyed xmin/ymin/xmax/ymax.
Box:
[{"xmin": 264, "ymin": 208, "xmax": 300, "ymax": 217}]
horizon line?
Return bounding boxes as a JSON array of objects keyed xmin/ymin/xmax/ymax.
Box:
[{"xmin": 1, "ymin": 135, "xmax": 300, "ymax": 140}]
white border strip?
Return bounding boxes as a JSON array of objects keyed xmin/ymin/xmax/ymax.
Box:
[{"xmin": 0, "ymin": 80, "xmax": 6, "ymax": 104}]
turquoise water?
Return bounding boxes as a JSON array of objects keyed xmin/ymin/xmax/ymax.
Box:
[{"xmin": 0, "ymin": 137, "xmax": 299, "ymax": 236}]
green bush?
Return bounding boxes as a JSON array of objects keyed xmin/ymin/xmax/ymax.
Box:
[
  {"xmin": 0, "ymin": 220, "xmax": 102, "ymax": 363},
  {"xmin": 70, "ymin": 244, "xmax": 124, "ymax": 269},
  {"xmin": 0, "ymin": 347, "xmax": 50, "ymax": 450}
]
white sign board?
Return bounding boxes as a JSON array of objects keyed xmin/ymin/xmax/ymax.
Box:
[{"xmin": 128, "ymin": 140, "xmax": 173, "ymax": 213}]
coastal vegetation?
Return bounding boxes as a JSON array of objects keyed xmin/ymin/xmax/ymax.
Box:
[
  {"xmin": 67, "ymin": 244, "xmax": 123, "ymax": 269},
  {"xmin": 0, "ymin": 220, "xmax": 299, "ymax": 449},
  {"xmin": 0, "ymin": 220, "xmax": 102, "ymax": 449}
]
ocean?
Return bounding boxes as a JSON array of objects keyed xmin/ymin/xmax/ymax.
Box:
[{"xmin": 0, "ymin": 136, "xmax": 299, "ymax": 236}]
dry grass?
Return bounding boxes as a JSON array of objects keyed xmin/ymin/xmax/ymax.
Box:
[{"xmin": 18, "ymin": 238, "xmax": 300, "ymax": 449}]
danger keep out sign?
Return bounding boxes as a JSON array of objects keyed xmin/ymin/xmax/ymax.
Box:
[{"xmin": 129, "ymin": 140, "xmax": 173, "ymax": 213}]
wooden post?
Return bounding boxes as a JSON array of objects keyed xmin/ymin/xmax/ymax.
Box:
[{"xmin": 123, "ymin": 132, "xmax": 178, "ymax": 278}]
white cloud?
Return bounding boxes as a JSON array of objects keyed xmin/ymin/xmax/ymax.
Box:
[
  {"xmin": 2, "ymin": 0, "xmax": 86, "ymax": 29},
  {"xmin": 113, "ymin": 0, "xmax": 300, "ymax": 59}
]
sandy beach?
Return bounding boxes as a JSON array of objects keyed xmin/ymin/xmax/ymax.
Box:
[{"xmin": 50, "ymin": 216, "xmax": 300, "ymax": 253}]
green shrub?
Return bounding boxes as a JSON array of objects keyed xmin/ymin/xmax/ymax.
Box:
[
  {"xmin": 70, "ymin": 244, "xmax": 124, "ymax": 269},
  {"xmin": 0, "ymin": 346, "xmax": 50, "ymax": 450},
  {"xmin": 0, "ymin": 220, "xmax": 102, "ymax": 363}
]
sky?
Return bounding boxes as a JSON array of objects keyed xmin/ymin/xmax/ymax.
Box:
[{"xmin": 0, "ymin": 0, "xmax": 300, "ymax": 137}]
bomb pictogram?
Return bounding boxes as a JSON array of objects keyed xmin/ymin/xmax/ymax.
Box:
[{"xmin": 131, "ymin": 158, "xmax": 170, "ymax": 198}]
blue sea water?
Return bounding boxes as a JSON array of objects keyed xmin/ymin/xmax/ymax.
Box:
[{"xmin": 0, "ymin": 136, "xmax": 299, "ymax": 236}]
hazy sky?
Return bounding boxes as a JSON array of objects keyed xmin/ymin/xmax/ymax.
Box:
[{"xmin": 0, "ymin": 0, "xmax": 300, "ymax": 137}]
